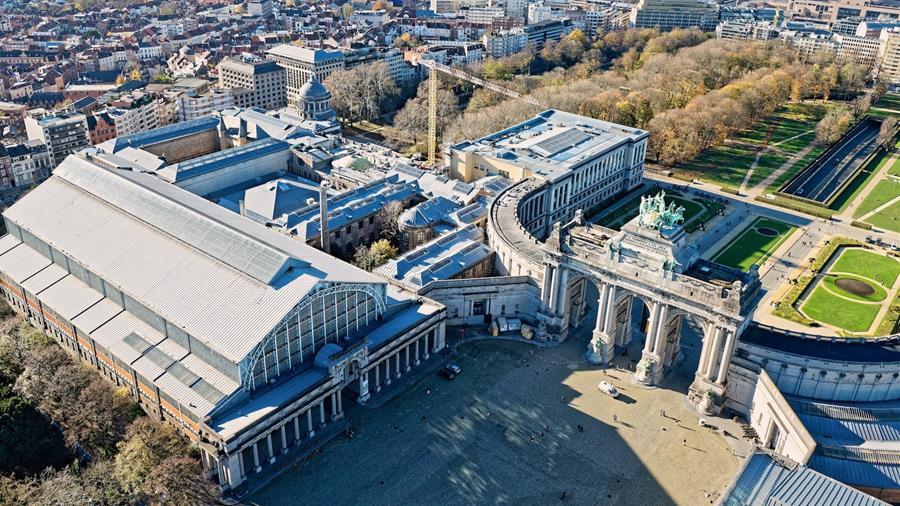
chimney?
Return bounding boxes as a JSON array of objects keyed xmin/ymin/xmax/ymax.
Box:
[{"xmin": 319, "ymin": 181, "xmax": 330, "ymax": 254}]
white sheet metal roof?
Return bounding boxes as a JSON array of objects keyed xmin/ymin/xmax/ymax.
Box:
[
  {"xmin": 21, "ymin": 263, "xmax": 67, "ymax": 295},
  {"xmin": 2, "ymin": 155, "xmax": 384, "ymax": 363},
  {"xmin": 72, "ymin": 297, "xmax": 123, "ymax": 334},
  {"xmin": 0, "ymin": 243, "xmax": 51, "ymax": 283},
  {"xmin": 36, "ymin": 274, "xmax": 103, "ymax": 319}
]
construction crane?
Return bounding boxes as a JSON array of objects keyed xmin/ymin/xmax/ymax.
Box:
[{"xmin": 417, "ymin": 59, "xmax": 548, "ymax": 166}]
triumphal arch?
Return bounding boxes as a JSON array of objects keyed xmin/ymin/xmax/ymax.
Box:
[{"xmin": 490, "ymin": 184, "xmax": 759, "ymax": 413}]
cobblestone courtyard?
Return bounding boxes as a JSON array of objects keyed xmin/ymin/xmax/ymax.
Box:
[{"xmin": 249, "ymin": 325, "xmax": 741, "ymax": 506}]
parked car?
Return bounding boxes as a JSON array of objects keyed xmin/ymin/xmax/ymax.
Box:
[
  {"xmin": 439, "ymin": 364, "xmax": 461, "ymax": 380},
  {"xmin": 598, "ymin": 381, "xmax": 619, "ymax": 398}
]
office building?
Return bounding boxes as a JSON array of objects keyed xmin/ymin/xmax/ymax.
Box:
[
  {"xmin": 218, "ymin": 57, "xmax": 288, "ymax": 111},
  {"xmin": 266, "ymin": 45, "xmax": 345, "ymax": 108}
]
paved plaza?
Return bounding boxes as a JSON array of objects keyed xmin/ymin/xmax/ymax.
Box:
[{"xmin": 249, "ymin": 322, "xmax": 743, "ymax": 506}]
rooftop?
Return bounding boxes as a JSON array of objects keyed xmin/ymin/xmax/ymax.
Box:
[
  {"xmin": 374, "ymin": 224, "xmax": 491, "ymax": 289},
  {"xmin": 450, "ymin": 110, "xmax": 648, "ymax": 183},
  {"xmin": 105, "ymin": 115, "xmax": 220, "ymax": 152},
  {"xmin": 266, "ymin": 44, "xmax": 344, "ymax": 63},
  {"xmin": 2, "ymin": 153, "xmax": 381, "ymax": 364},
  {"xmin": 157, "ymin": 137, "xmax": 291, "ymax": 183}
]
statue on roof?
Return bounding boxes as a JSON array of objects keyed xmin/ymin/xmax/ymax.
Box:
[{"xmin": 638, "ymin": 190, "xmax": 685, "ymax": 231}]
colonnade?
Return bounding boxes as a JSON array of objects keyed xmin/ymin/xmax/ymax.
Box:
[
  {"xmin": 206, "ymin": 324, "xmax": 446, "ymax": 490},
  {"xmin": 540, "ymin": 262, "xmax": 739, "ymax": 394}
]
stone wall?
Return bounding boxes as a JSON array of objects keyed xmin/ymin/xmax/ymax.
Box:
[
  {"xmin": 418, "ymin": 276, "xmax": 541, "ymax": 326},
  {"xmin": 749, "ymin": 370, "xmax": 816, "ymax": 464},
  {"xmin": 143, "ymin": 129, "xmax": 221, "ymax": 164}
]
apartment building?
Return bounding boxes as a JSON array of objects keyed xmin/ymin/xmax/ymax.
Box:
[
  {"xmin": 630, "ymin": 0, "xmax": 719, "ymax": 32},
  {"xmin": 218, "ymin": 57, "xmax": 288, "ymax": 111},
  {"xmin": 24, "ymin": 109, "xmax": 90, "ymax": 166},
  {"xmin": 267, "ymin": 45, "xmax": 345, "ymax": 107}
]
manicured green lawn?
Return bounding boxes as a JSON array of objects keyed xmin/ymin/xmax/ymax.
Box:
[
  {"xmin": 853, "ymin": 179, "xmax": 900, "ymax": 218},
  {"xmin": 830, "ymin": 150, "xmax": 891, "ymax": 212},
  {"xmin": 711, "ymin": 218, "xmax": 796, "ymax": 271},
  {"xmin": 830, "ymin": 248, "xmax": 900, "ymax": 287},
  {"xmin": 802, "ymin": 287, "xmax": 881, "ymax": 332},
  {"xmin": 864, "ymin": 200, "xmax": 900, "ymax": 234},
  {"xmin": 821, "ymin": 273, "xmax": 887, "ymax": 302},
  {"xmin": 888, "ymin": 155, "xmax": 900, "ymax": 177},
  {"xmin": 747, "ymin": 151, "xmax": 790, "ymax": 188},
  {"xmin": 767, "ymin": 144, "xmax": 826, "ymax": 192},
  {"xmin": 875, "ymin": 93, "xmax": 900, "ymax": 111},
  {"xmin": 679, "ymin": 144, "xmax": 758, "ymax": 188}
]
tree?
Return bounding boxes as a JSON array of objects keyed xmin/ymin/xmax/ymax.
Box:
[
  {"xmin": 878, "ymin": 117, "xmax": 897, "ymax": 149},
  {"xmin": 114, "ymin": 418, "xmax": 187, "ymax": 496},
  {"xmin": 340, "ymin": 3, "xmax": 352, "ymax": 19},
  {"xmin": 352, "ymin": 245, "xmax": 376, "ymax": 271},
  {"xmin": 393, "ymin": 80, "xmax": 459, "ymax": 145},
  {"xmin": 145, "ymin": 456, "xmax": 220, "ymax": 506},
  {"xmin": 369, "ymin": 240, "xmax": 399, "ymax": 268},
  {"xmin": 324, "ymin": 62, "xmax": 399, "ymax": 125},
  {"xmin": 815, "ymin": 107, "xmax": 853, "ymax": 145},
  {"xmin": 376, "ymin": 200, "xmax": 404, "ymax": 242}
]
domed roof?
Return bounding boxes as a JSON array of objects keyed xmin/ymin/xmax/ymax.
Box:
[{"xmin": 297, "ymin": 76, "xmax": 331, "ymax": 101}]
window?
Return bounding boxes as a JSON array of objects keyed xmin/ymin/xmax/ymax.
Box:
[{"xmin": 472, "ymin": 300, "xmax": 487, "ymax": 316}]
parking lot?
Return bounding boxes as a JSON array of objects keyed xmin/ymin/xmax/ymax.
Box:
[{"xmin": 249, "ymin": 328, "xmax": 742, "ymax": 506}]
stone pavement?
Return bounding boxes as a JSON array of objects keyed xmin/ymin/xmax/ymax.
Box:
[{"xmin": 247, "ymin": 324, "xmax": 745, "ymax": 506}]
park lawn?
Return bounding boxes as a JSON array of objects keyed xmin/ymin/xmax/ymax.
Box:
[
  {"xmin": 747, "ymin": 151, "xmax": 790, "ymax": 188},
  {"xmin": 830, "ymin": 248, "xmax": 900, "ymax": 287},
  {"xmin": 767, "ymin": 144, "xmax": 826, "ymax": 193},
  {"xmin": 767, "ymin": 104, "xmax": 829, "ymax": 144},
  {"xmin": 831, "ymin": 150, "xmax": 892, "ymax": 212},
  {"xmin": 888, "ymin": 155, "xmax": 900, "ymax": 177},
  {"xmin": 821, "ymin": 273, "xmax": 888, "ymax": 302},
  {"xmin": 875, "ymin": 93, "xmax": 900, "ymax": 111},
  {"xmin": 853, "ymin": 179, "xmax": 900, "ymax": 218},
  {"xmin": 679, "ymin": 144, "xmax": 758, "ymax": 188},
  {"xmin": 864, "ymin": 200, "xmax": 900, "ymax": 234},
  {"xmin": 801, "ymin": 287, "xmax": 881, "ymax": 332},
  {"xmin": 711, "ymin": 217, "xmax": 795, "ymax": 271}
]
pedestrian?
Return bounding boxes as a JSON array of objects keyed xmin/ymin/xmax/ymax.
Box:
[
  {"xmin": 560, "ymin": 491, "xmax": 567, "ymax": 501},
  {"xmin": 683, "ymin": 438, "xmax": 687, "ymax": 447},
  {"xmin": 613, "ymin": 414, "xmax": 618, "ymax": 423},
  {"xmin": 578, "ymin": 425, "xmax": 584, "ymax": 432}
]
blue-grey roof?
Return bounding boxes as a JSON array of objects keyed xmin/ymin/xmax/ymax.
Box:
[
  {"xmin": 722, "ymin": 452, "xmax": 888, "ymax": 506},
  {"xmin": 399, "ymin": 195, "xmax": 461, "ymax": 229},
  {"xmin": 110, "ymin": 116, "xmax": 220, "ymax": 152},
  {"xmin": 808, "ymin": 455, "xmax": 900, "ymax": 490}
]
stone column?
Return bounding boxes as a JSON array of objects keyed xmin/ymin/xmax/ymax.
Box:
[
  {"xmin": 556, "ymin": 268, "xmax": 569, "ymax": 315},
  {"xmin": 541, "ymin": 264, "xmax": 554, "ymax": 311},
  {"xmin": 385, "ymin": 358, "xmax": 392, "ymax": 385},
  {"xmin": 319, "ymin": 401, "xmax": 326, "ymax": 427},
  {"xmin": 716, "ymin": 331, "xmax": 736, "ymax": 385},
  {"xmin": 395, "ymin": 353, "xmax": 402, "ymax": 379},
  {"xmin": 696, "ymin": 322, "xmax": 716, "ymax": 380},
  {"xmin": 358, "ymin": 371, "xmax": 370, "ymax": 404},
  {"xmin": 635, "ymin": 302, "xmax": 663, "ymax": 385},
  {"xmin": 586, "ymin": 282, "xmax": 615, "ymax": 365},
  {"xmin": 294, "ymin": 416, "xmax": 301, "ymax": 443},
  {"xmin": 330, "ymin": 393, "xmax": 338, "ymax": 420},
  {"xmin": 405, "ymin": 346, "xmax": 411, "ymax": 372},
  {"xmin": 266, "ymin": 433, "xmax": 275, "ymax": 463},
  {"xmin": 435, "ymin": 324, "xmax": 446, "ymax": 351},
  {"xmin": 424, "ymin": 332, "xmax": 430, "ymax": 360},
  {"xmin": 280, "ymin": 425, "xmax": 288, "ymax": 453},
  {"xmin": 414, "ymin": 339, "xmax": 420, "ymax": 366},
  {"xmin": 307, "ymin": 409, "xmax": 314, "ymax": 437},
  {"xmin": 252, "ymin": 442, "xmax": 261, "ymax": 473},
  {"xmin": 652, "ymin": 304, "xmax": 669, "ymax": 356},
  {"xmin": 548, "ymin": 265, "xmax": 560, "ymax": 314},
  {"xmin": 375, "ymin": 363, "xmax": 381, "ymax": 392},
  {"xmin": 704, "ymin": 327, "xmax": 724, "ymax": 380}
]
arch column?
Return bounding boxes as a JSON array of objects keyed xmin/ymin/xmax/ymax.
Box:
[
  {"xmin": 635, "ymin": 301, "xmax": 665, "ymax": 386},
  {"xmin": 586, "ymin": 281, "xmax": 616, "ymax": 365}
]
